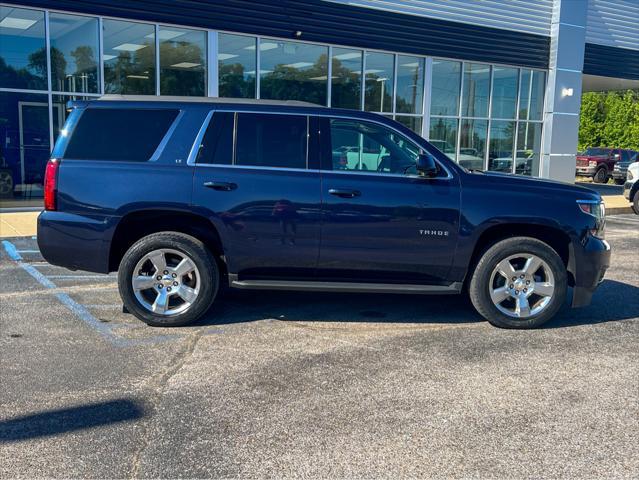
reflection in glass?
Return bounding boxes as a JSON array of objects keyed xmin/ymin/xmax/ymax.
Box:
[
  {"xmin": 49, "ymin": 13, "xmax": 99, "ymax": 93},
  {"xmin": 0, "ymin": 6, "xmax": 46, "ymax": 90},
  {"xmin": 0, "ymin": 92, "xmax": 50, "ymax": 205},
  {"xmin": 519, "ymin": 69, "xmax": 546, "ymax": 120},
  {"xmin": 516, "ymin": 122, "xmax": 542, "ymax": 176},
  {"xmin": 159, "ymin": 26, "xmax": 206, "ymax": 96},
  {"xmin": 364, "ymin": 52, "xmax": 393, "ymax": 113},
  {"xmin": 396, "ymin": 55, "xmax": 424, "ymax": 114},
  {"xmin": 103, "ymin": 19, "xmax": 155, "ymax": 95},
  {"xmin": 52, "ymin": 94, "xmax": 90, "ymax": 142},
  {"xmin": 259, "ymin": 39, "xmax": 328, "ymax": 105},
  {"xmin": 459, "ymin": 119, "xmax": 487, "ymax": 170},
  {"xmin": 488, "ymin": 120, "xmax": 515, "ymax": 172},
  {"xmin": 218, "ymin": 33, "xmax": 256, "ymax": 98},
  {"xmin": 431, "ymin": 60, "xmax": 461, "ymax": 116},
  {"xmin": 429, "ymin": 117, "xmax": 458, "ymax": 160},
  {"xmin": 331, "ymin": 47, "xmax": 361, "ymax": 109},
  {"xmin": 491, "ymin": 67, "xmax": 518, "ymax": 119},
  {"xmin": 395, "ymin": 116, "xmax": 422, "ymax": 134},
  {"xmin": 462, "ymin": 63, "xmax": 490, "ymax": 118}
]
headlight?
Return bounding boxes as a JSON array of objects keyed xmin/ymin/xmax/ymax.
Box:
[
  {"xmin": 577, "ymin": 200, "xmax": 605, "ymax": 239},
  {"xmin": 628, "ymin": 170, "xmax": 634, "ymax": 181},
  {"xmin": 588, "ymin": 160, "xmax": 598, "ymax": 167}
]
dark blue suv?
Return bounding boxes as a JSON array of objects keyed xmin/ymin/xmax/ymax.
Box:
[{"xmin": 38, "ymin": 96, "xmax": 610, "ymax": 329}]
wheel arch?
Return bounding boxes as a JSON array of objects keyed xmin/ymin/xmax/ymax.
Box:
[
  {"xmin": 465, "ymin": 222, "xmax": 574, "ymax": 288},
  {"xmin": 109, "ymin": 209, "xmax": 225, "ymax": 273}
]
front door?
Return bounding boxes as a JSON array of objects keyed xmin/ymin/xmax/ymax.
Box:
[
  {"xmin": 192, "ymin": 111, "xmax": 322, "ymax": 279},
  {"xmin": 317, "ymin": 117, "xmax": 460, "ymax": 284}
]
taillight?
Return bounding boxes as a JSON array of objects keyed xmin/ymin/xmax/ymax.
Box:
[{"xmin": 44, "ymin": 159, "xmax": 60, "ymax": 211}]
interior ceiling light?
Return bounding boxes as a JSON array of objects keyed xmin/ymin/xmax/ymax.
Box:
[
  {"xmin": 283, "ymin": 62, "xmax": 313, "ymax": 69},
  {"xmin": 333, "ymin": 52, "xmax": 361, "ymax": 61},
  {"xmin": 170, "ymin": 62, "xmax": 201, "ymax": 68},
  {"xmin": 146, "ymin": 29, "xmax": 185, "ymax": 41},
  {"xmin": 0, "ymin": 17, "xmax": 37, "ymax": 29},
  {"xmin": 113, "ymin": 43, "xmax": 147, "ymax": 52},
  {"xmin": 218, "ymin": 53, "xmax": 239, "ymax": 61}
]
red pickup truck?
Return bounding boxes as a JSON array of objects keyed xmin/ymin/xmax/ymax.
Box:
[{"xmin": 576, "ymin": 147, "xmax": 638, "ymax": 184}]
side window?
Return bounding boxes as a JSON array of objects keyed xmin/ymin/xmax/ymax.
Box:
[
  {"xmin": 328, "ymin": 118, "xmax": 420, "ymax": 175},
  {"xmin": 235, "ymin": 113, "xmax": 307, "ymax": 169},
  {"xmin": 63, "ymin": 108, "xmax": 179, "ymax": 161},
  {"xmin": 196, "ymin": 112, "xmax": 233, "ymax": 165},
  {"xmin": 621, "ymin": 150, "xmax": 631, "ymax": 162}
]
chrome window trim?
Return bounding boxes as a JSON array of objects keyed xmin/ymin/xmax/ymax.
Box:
[
  {"xmin": 188, "ymin": 108, "xmax": 453, "ymax": 179},
  {"xmin": 149, "ymin": 109, "xmax": 185, "ymax": 162}
]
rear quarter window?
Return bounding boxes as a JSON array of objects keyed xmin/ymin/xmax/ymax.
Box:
[{"xmin": 63, "ymin": 108, "xmax": 179, "ymax": 161}]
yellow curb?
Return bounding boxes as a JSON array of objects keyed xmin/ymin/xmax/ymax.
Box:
[{"xmin": 0, "ymin": 211, "xmax": 39, "ymax": 238}]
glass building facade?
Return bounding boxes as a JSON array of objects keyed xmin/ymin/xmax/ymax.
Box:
[{"xmin": 0, "ymin": 4, "xmax": 546, "ymax": 207}]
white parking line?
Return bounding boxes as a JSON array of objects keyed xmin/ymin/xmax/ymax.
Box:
[{"xmin": 2, "ymin": 240, "xmax": 178, "ymax": 348}]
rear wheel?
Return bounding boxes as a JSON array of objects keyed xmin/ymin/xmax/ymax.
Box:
[
  {"xmin": 469, "ymin": 237, "xmax": 567, "ymax": 329},
  {"xmin": 118, "ymin": 232, "xmax": 218, "ymax": 327},
  {"xmin": 593, "ymin": 166, "xmax": 608, "ymax": 184}
]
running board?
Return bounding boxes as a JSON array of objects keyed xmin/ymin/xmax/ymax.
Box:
[{"xmin": 229, "ymin": 277, "xmax": 462, "ymax": 295}]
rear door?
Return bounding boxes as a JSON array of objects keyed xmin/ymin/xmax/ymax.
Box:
[
  {"xmin": 316, "ymin": 116, "xmax": 460, "ymax": 285},
  {"xmin": 191, "ymin": 111, "xmax": 322, "ymax": 279}
]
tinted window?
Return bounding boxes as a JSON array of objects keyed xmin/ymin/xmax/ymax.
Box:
[
  {"xmin": 621, "ymin": 150, "xmax": 632, "ymax": 162},
  {"xmin": 235, "ymin": 113, "xmax": 307, "ymax": 169},
  {"xmin": 584, "ymin": 148, "xmax": 610, "ymax": 156},
  {"xmin": 197, "ymin": 112, "xmax": 234, "ymax": 165},
  {"xmin": 64, "ymin": 108, "xmax": 178, "ymax": 161},
  {"xmin": 329, "ymin": 118, "xmax": 420, "ymax": 174}
]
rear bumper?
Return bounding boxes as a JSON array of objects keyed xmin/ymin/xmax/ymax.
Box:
[
  {"xmin": 37, "ymin": 211, "xmax": 115, "ymax": 273},
  {"xmin": 569, "ymin": 235, "xmax": 611, "ymax": 308}
]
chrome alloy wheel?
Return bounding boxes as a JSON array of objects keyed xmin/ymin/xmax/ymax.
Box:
[
  {"xmin": 488, "ymin": 253, "xmax": 555, "ymax": 319},
  {"xmin": 131, "ymin": 248, "xmax": 200, "ymax": 316}
]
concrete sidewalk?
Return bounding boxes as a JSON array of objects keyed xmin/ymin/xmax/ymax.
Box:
[
  {"xmin": 0, "ymin": 195, "xmax": 633, "ymax": 238},
  {"xmin": 0, "ymin": 211, "xmax": 39, "ymax": 238}
]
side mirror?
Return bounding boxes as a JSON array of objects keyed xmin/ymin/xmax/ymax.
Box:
[
  {"xmin": 416, "ymin": 153, "xmax": 438, "ymax": 177},
  {"xmin": 613, "ymin": 153, "xmax": 621, "ymax": 160}
]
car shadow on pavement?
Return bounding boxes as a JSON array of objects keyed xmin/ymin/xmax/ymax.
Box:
[
  {"xmin": 197, "ymin": 289, "xmax": 484, "ymax": 327},
  {"xmin": 193, "ymin": 279, "xmax": 638, "ymax": 329},
  {"xmin": 0, "ymin": 399, "xmax": 145, "ymax": 443},
  {"xmin": 544, "ymin": 279, "xmax": 639, "ymax": 328}
]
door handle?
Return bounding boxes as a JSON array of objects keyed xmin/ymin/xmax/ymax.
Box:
[
  {"xmin": 203, "ymin": 181, "xmax": 237, "ymax": 191},
  {"xmin": 328, "ymin": 188, "xmax": 361, "ymax": 198}
]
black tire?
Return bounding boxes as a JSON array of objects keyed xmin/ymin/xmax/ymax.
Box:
[
  {"xmin": 633, "ymin": 191, "xmax": 639, "ymax": 215},
  {"xmin": 469, "ymin": 237, "xmax": 567, "ymax": 329},
  {"xmin": 593, "ymin": 166, "xmax": 608, "ymax": 184},
  {"xmin": 118, "ymin": 232, "xmax": 218, "ymax": 327},
  {"xmin": 614, "ymin": 178, "xmax": 625, "ymax": 185}
]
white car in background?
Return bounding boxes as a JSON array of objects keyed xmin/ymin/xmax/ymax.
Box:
[{"xmin": 623, "ymin": 160, "xmax": 639, "ymax": 214}]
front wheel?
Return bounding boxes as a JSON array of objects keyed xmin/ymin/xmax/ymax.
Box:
[
  {"xmin": 633, "ymin": 191, "xmax": 639, "ymax": 215},
  {"xmin": 593, "ymin": 167, "xmax": 608, "ymax": 184},
  {"xmin": 118, "ymin": 232, "xmax": 218, "ymax": 327},
  {"xmin": 469, "ymin": 237, "xmax": 567, "ymax": 329},
  {"xmin": 614, "ymin": 178, "xmax": 625, "ymax": 185}
]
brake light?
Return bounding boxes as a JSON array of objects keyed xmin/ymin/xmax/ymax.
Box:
[{"xmin": 44, "ymin": 159, "xmax": 60, "ymax": 211}]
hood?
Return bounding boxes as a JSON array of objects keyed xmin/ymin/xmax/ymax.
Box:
[{"xmin": 474, "ymin": 170, "xmax": 600, "ymax": 198}]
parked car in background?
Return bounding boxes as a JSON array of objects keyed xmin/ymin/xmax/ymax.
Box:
[
  {"xmin": 576, "ymin": 147, "xmax": 638, "ymax": 184},
  {"xmin": 612, "ymin": 151, "xmax": 639, "ymax": 185},
  {"xmin": 39, "ymin": 96, "xmax": 610, "ymax": 330},
  {"xmin": 623, "ymin": 160, "xmax": 639, "ymax": 214}
]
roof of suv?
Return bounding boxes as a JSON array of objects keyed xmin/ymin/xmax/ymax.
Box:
[{"xmin": 97, "ymin": 94, "xmax": 322, "ymax": 108}]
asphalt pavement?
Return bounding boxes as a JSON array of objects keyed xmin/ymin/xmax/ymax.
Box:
[{"xmin": 1, "ymin": 215, "xmax": 638, "ymax": 478}]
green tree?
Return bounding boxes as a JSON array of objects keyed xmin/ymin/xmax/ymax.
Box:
[{"xmin": 579, "ymin": 89, "xmax": 639, "ymax": 151}]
